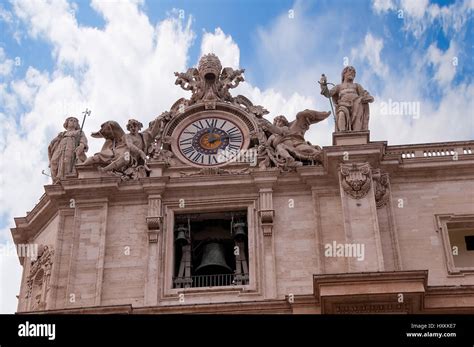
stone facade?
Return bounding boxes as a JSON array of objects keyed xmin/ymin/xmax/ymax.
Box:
[
  {"xmin": 10, "ymin": 56, "xmax": 474, "ymax": 314},
  {"xmin": 11, "ymin": 135, "xmax": 474, "ymax": 314}
]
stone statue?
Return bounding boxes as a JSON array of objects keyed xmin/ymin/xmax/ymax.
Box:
[
  {"xmin": 81, "ymin": 120, "xmax": 131, "ymax": 175},
  {"xmin": 48, "ymin": 116, "xmax": 88, "ymax": 183},
  {"xmin": 81, "ymin": 113, "xmax": 168, "ymax": 179},
  {"xmin": 125, "ymin": 116, "xmax": 162, "ymax": 162},
  {"xmin": 218, "ymin": 67, "xmax": 245, "ymax": 102},
  {"xmin": 258, "ymin": 109, "xmax": 331, "ymax": 170},
  {"xmin": 174, "ymin": 68, "xmax": 202, "ymax": 104},
  {"xmin": 125, "ymin": 119, "xmax": 148, "ymax": 163},
  {"xmin": 320, "ymin": 66, "xmax": 374, "ymax": 132},
  {"xmin": 151, "ymin": 111, "xmax": 173, "ymax": 153},
  {"xmin": 174, "ymin": 54, "xmax": 245, "ymax": 106}
]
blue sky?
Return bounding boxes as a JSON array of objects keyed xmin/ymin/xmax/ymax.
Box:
[{"xmin": 0, "ymin": 0, "xmax": 473, "ymax": 313}]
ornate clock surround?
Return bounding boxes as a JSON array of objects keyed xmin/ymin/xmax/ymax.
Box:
[{"xmin": 166, "ymin": 102, "xmax": 257, "ymax": 168}]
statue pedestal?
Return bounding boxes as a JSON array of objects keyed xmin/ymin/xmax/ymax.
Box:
[
  {"xmin": 75, "ymin": 164, "xmax": 101, "ymax": 179},
  {"xmin": 333, "ymin": 131, "xmax": 370, "ymax": 146}
]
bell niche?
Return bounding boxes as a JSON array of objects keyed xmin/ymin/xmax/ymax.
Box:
[{"xmin": 173, "ymin": 211, "xmax": 249, "ymax": 289}]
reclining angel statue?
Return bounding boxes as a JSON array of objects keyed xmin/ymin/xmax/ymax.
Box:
[
  {"xmin": 80, "ymin": 113, "xmax": 167, "ymax": 179},
  {"xmin": 258, "ymin": 109, "xmax": 331, "ymax": 170}
]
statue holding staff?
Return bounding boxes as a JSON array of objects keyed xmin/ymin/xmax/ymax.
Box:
[
  {"xmin": 48, "ymin": 116, "xmax": 88, "ymax": 183},
  {"xmin": 320, "ymin": 66, "xmax": 374, "ymax": 132}
]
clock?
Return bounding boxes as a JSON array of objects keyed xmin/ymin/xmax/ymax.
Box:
[{"xmin": 176, "ymin": 116, "xmax": 246, "ymax": 166}]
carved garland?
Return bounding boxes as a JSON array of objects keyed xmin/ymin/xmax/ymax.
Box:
[
  {"xmin": 340, "ymin": 163, "xmax": 372, "ymax": 199},
  {"xmin": 373, "ymin": 169, "xmax": 390, "ymax": 208},
  {"xmin": 180, "ymin": 167, "xmax": 250, "ymax": 177}
]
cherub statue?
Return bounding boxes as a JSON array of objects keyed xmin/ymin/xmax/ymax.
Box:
[
  {"xmin": 125, "ymin": 114, "xmax": 164, "ymax": 160},
  {"xmin": 48, "ymin": 116, "xmax": 88, "ymax": 183}
]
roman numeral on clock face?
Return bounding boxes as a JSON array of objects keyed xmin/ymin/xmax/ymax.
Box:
[
  {"xmin": 207, "ymin": 155, "xmax": 218, "ymax": 164},
  {"xmin": 192, "ymin": 120, "xmax": 204, "ymax": 130},
  {"xmin": 179, "ymin": 138, "xmax": 193, "ymax": 146},
  {"xmin": 205, "ymin": 119, "xmax": 218, "ymax": 128},
  {"xmin": 228, "ymin": 143, "xmax": 241, "ymax": 151},
  {"xmin": 227, "ymin": 126, "xmax": 239, "ymax": 135},
  {"xmin": 192, "ymin": 152, "xmax": 204, "ymax": 163},
  {"xmin": 182, "ymin": 146, "xmax": 195, "ymax": 157},
  {"xmin": 229, "ymin": 135, "xmax": 242, "ymax": 143}
]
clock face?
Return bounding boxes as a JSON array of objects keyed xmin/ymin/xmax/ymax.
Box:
[{"xmin": 177, "ymin": 117, "xmax": 244, "ymax": 166}]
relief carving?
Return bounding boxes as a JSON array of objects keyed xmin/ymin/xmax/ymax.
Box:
[
  {"xmin": 180, "ymin": 167, "xmax": 249, "ymax": 177},
  {"xmin": 373, "ymin": 169, "xmax": 390, "ymax": 208},
  {"xmin": 174, "ymin": 53, "xmax": 244, "ymax": 105},
  {"xmin": 25, "ymin": 246, "xmax": 54, "ymax": 311},
  {"xmin": 340, "ymin": 163, "xmax": 372, "ymax": 199}
]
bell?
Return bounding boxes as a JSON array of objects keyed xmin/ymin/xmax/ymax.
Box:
[
  {"xmin": 232, "ymin": 222, "xmax": 246, "ymax": 241},
  {"xmin": 195, "ymin": 242, "xmax": 232, "ymax": 275},
  {"xmin": 175, "ymin": 225, "xmax": 189, "ymax": 245}
]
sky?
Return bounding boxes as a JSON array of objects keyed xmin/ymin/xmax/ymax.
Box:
[{"xmin": 0, "ymin": 0, "xmax": 473, "ymax": 313}]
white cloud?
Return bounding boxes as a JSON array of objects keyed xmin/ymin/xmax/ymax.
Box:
[
  {"xmin": 0, "ymin": 83, "xmax": 20, "ymax": 116},
  {"xmin": 253, "ymin": 1, "xmax": 335, "ymax": 98},
  {"xmin": 351, "ymin": 33, "xmax": 389, "ymax": 79},
  {"xmin": 426, "ymin": 42, "xmax": 458, "ymax": 88},
  {"xmin": 372, "ymin": 0, "xmax": 395, "ymax": 13},
  {"xmin": 372, "ymin": 0, "xmax": 473, "ymax": 38},
  {"xmin": 12, "ymin": 0, "xmax": 78, "ymax": 47},
  {"xmin": 200, "ymin": 28, "xmax": 240, "ymax": 69},
  {"xmin": 0, "ymin": 3, "xmax": 13, "ymax": 23},
  {"xmin": 0, "ymin": 47, "xmax": 14, "ymax": 77},
  {"xmin": 371, "ymin": 82, "xmax": 474, "ymax": 144},
  {"xmin": 11, "ymin": 67, "xmax": 49, "ymax": 107},
  {"xmin": 400, "ymin": 0, "xmax": 429, "ymax": 19},
  {"xmin": 0, "ymin": 3, "xmax": 23, "ymax": 44}
]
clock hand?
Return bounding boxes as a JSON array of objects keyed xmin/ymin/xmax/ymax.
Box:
[
  {"xmin": 208, "ymin": 133, "xmax": 216, "ymax": 143},
  {"xmin": 207, "ymin": 127, "xmax": 215, "ymax": 143}
]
